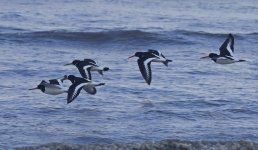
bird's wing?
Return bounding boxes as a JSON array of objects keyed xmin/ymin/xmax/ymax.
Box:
[
  {"xmin": 67, "ymin": 82, "xmax": 88, "ymax": 104},
  {"xmin": 148, "ymin": 49, "xmax": 167, "ymax": 60},
  {"xmin": 78, "ymin": 60, "xmax": 99, "ymax": 80},
  {"xmin": 137, "ymin": 57, "xmax": 155, "ymax": 85},
  {"xmin": 39, "ymin": 80, "xmax": 48, "ymax": 85},
  {"xmin": 48, "ymin": 78, "xmax": 64, "ymax": 86},
  {"xmin": 84, "ymin": 59, "xmax": 98, "ymax": 66},
  {"xmin": 219, "ymin": 34, "xmax": 234, "ymax": 57},
  {"xmin": 148, "ymin": 49, "xmax": 159, "ymax": 55},
  {"xmin": 82, "ymin": 65, "xmax": 92, "ymax": 80},
  {"xmin": 42, "ymin": 82, "xmax": 63, "ymax": 89}
]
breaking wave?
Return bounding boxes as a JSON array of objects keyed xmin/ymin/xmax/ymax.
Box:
[
  {"xmin": 1, "ymin": 28, "xmax": 257, "ymax": 45},
  {"xmin": 17, "ymin": 140, "xmax": 258, "ymax": 150}
]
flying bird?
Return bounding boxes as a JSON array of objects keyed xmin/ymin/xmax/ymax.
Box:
[
  {"xmin": 201, "ymin": 34, "xmax": 246, "ymax": 64},
  {"xmin": 64, "ymin": 59, "xmax": 109, "ymax": 80},
  {"xmin": 63, "ymin": 75, "xmax": 105, "ymax": 104},
  {"xmin": 128, "ymin": 49, "xmax": 172, "ymax": 85},
  {"xmin": 29, "ymin": 77, "xmax": 67, "ymax": 95}
]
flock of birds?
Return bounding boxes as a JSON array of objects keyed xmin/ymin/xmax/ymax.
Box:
[
  {"xmin": 29, "ymin": 33, "xmax": 246, "ymax": 104},
  {"xmin": 29, "ymin": 59, "xmax": 109, "ymax": 104}
]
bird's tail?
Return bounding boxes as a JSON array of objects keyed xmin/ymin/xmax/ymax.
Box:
[
  {"xmin": 162, "ymin": 59, "xmax": 173, "ymax": 67},
  {"xmin": 103, "ymin": 67, "xmax": 109, "ymax": 71},
  {"xmin": 97, "ymin": 67, "xmax": 109, "ymax": 75},
  {"xmin": 88, "ymin": 82, "xmax": 105, "ymax": 87},
  {"xmin": 97, "ymin": 83, "xmax": 105, "ymax": 86},
  {"xmin": 238, "ymin": 59, "xmax": 246, "ymax": 62}
]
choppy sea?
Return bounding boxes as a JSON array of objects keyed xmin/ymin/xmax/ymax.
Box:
[{"xmin": 1, "ymin": 0, "xmax": 258, "ymax": 149}]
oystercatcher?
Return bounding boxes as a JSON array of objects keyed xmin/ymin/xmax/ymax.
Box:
[
  {"xmin": 128, "ymin": 50, "xmax": 172, "ymax": 85},
  {"xmin": 29, "ymin": 77, "xmax": 67, "ymax": 95},
  {"xmin": 201, "ymin": 34, "xmax": 246, "ymax": 64},
  {"xmin": 64, "ymin": 59, "xmax": 109, "ymax": 80}
]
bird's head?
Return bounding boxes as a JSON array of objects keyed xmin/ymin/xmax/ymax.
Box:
[
  {"xmin": 64, "ymin": 60, "xmax": 80, "ymax": 66},
  {"xmin": 63, "ymin": 75, "xmax": 76, "ymax": 83},
  {"xmin": 201, "ymin": 53, "xmax": 218, "ymax": 59},
  {"xmin": 128, "ymin": 52, "xmax": 144, "ymax": 59}
]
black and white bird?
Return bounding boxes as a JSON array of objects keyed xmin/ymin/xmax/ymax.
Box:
[
  {"xmin": 29, "ymin": 77, "xmax": 67, "ymax": 95},
  {"xmin": 63, "ymin": 75, "xmax": 105, "ymax": 104},
  {"xmin": 201, "ymin": 34, "xmax": 246, "ymax": 64},
  {"xmin": 64, "ymin": 59, "xmax": 109, "ymax": 80},
  {"xmin": 128, "ymin": 49, "xmax": 172, "ymax": 85}
]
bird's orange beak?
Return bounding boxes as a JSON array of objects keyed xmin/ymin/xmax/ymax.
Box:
[
  {"xmin": 64, "ymin": 63, "xmax": 73, "ymax": 66},
  {"xmin": 29, "ymin": 87, "xmax": 38, "ymax": 90},
  {"xmin": 62, "ymin": 75, "xmax": 68, "ymax": 80},
  {"xmin": 200, "ymin": 56, "xmax": 209, "ymax": 59},
  {"xmin": 128, "ymin": 55, "xmax": 135, "ymax": 59}
]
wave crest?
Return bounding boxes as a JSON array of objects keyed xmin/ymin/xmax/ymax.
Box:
[
  {"xmin": 17, "ymin": 140, "xmax": 258, "ymax": 150},
  {"xmin": 1, "ymin": 29, "xmax": 257, "ymax": 45}
]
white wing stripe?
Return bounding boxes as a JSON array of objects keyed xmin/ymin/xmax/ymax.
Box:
[
  {"xmin": 83, "ymin": 65, "xmax": 91, "ymax": 78},
  {"xmin": 152, "ymin": 53, "xmax": 166, "ymax": 61},
  {"xmin": 57, "ymin": 79, "xmax": 63, "ymax": 87},
  {"xmin": 89, "ymin": 62, "xmax": 97, "ymax": 65},
  {"xmin": 144, "ymin": 58, "xmax": 155, "ymax": 67},
  {"xmin": 143, "ymin": 58, "xmax": 155, "ymax": 78},
  {"xmin": 226, "ymin": 40, "xmax": 234, "ymax": 56},
  {"xmin": 72, "ymin": 83, "xmax": 88, "ymax": 100}
]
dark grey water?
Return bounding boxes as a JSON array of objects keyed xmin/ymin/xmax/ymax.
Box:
[{"xmin": 0, "ymin": 0, "xmax": 258, "ymax": 149}]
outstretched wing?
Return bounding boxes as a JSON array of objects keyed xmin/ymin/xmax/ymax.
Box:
[
  {"xmin": 67, "ymin": 82, "xmax": 88, "ymax": 104},
  {"xmin": 77, "ymin": 60, "xmax": 98, "ymax": 80},
  {"xmin": 76, "ymin": 64, "xmax": 92, "ymax": 80},
  {"xmin": 148, "ymin": 49, "xmax": 160, "ymax": 55},
  {"xmin": 219, "ymin": 34, "xmax": 234, "ymax": 57},
  {"xmin": 82, "ymin": 65, "xmax": 92, "ymax": 80},
  {"xmin": 137, "ymin": 57, "xmax": 155, "ymax": 85},
  {"xmin": 39, "ymin": 80, "xmax": 48, "ymax": 85},
  {"xmin": 148, "ymin": 49, "xmax": 167, "ymax": 60},
  {"xmin": 148, "ymin": 49, "xmax": 166, "ymax": 57},
  {"xmin": 84, "ymin": 59, "xmax": 98, "ymax": 66},
  {"xmin": 48, "ymin": 78, "xmax": 64, "ymax": 87},
  {"xmin": 39, "ymin": 80, "xmax": 62, "ymax": 89}
]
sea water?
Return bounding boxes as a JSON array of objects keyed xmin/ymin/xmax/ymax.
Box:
[{"xmin": 0, "ymin": 0, "xmax": 258, "ymax": 148}]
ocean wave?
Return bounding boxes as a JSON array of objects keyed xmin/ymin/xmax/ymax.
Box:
[
  {"xmin": 16, "ymin": 140, "xmax": 258, "ymax": 150},
  {"xmin": 1, "ymin": 29, "xmax": 257, "ymax": 45},
  {"xmin": 0, "ymin": 30, "xmax": 191, "ymax": 46},
  {"xmin": 172, "ymin": 29, "xmax": 258, "ymax": 37},
  {"xmin": 26, "ymin": 30, "xmax": 160, "ymax": 42},
  {"xmin": 0, "ymin": 26, "xmax": 28, "ymax": 33}
]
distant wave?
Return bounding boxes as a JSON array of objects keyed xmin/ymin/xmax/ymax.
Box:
[
  {"xmin": 172, "ymin": 29, "xmax": 258, "ymax": 36},
  {"xmin": 0, "ymin": 26, "xmax": 28, "ymax": 33},
  {"xmin": 25, "ymin": 30, "xmax": 161, "ymax": 42},
  {"xmin": 17, "ymin": 140, "xmax": 258, "ymax": 150},
  {"xmin": 0, "ymin": 30, "xmax": 189, "ymax": 45},
  {"xmin": 1, "ymin": 29, "xmax": 257, "ymax": 45}
]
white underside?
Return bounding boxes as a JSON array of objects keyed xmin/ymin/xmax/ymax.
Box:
[
  {"xmin": 215, "ymin": 57, "xmax": 237, "ymax": 64},
  {"xmin": 90, "ymin": 66, "xmax": 104, "ymax": 71},
  {"xmin": 83, "ymin": 84, "xmax": 96, "ymax": 94},
  {"xmin": 44, "ymin": 86, "xmax": 67, "ymax": 95}
]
